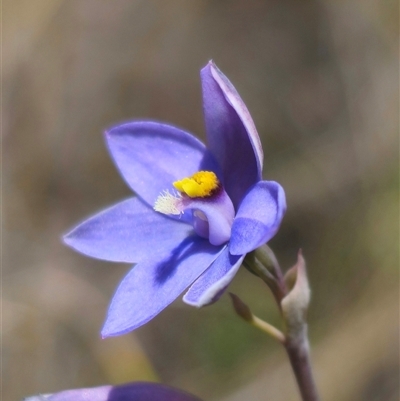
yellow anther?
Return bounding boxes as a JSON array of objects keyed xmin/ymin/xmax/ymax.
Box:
[{"xmin": 173, "ymin": 171, "xmax": 219, "ymax": 198}]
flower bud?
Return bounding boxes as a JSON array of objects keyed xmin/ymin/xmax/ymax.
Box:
[
  {"xmin": 281, "ymin": 250, "xmax": 310, "ymax": 341},
  {"xmin": 229, "ymin": 293, "xmax": 253, "ymax": 322}
]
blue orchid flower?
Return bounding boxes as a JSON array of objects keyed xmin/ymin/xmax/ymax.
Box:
[
  {"xmin": 25, "ymin": 382, "xmax": 202, "ymax": 401},
  {"xmin": 64, "ymin": 61, "xmax": 286, "ymax": 337}
]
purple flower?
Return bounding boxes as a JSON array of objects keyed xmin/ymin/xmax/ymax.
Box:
[
  {"xmin": 64, "ymin": 61, "xmax": 286, "ymax": 337},
  {"xmin": 25, "ymin": 382, "xmax": 202, "ymax": 401}
]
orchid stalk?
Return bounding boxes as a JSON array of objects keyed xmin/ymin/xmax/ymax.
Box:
[{"xmin": 235, "ymin": 248, "xmax": 321, "ymax": 401}]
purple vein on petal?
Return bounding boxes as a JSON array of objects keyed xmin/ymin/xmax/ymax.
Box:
[{"xmin": 101, "ymin": 236, "xmax": 224, "ymax": 336}]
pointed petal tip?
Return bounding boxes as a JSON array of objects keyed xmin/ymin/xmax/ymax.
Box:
[
  {"xmin": 202, "ymin": 60, "xmax": 223, "ymax": 81},
  {"xmin": 62, "ymin": 231, "xmax": 71, "ymax": 244},
  {"xmin": 200, "ymin": 62, "xmax": 211, "ymax": 76},
  {"xmin": 62, "ymin": 234, "xmax": 79, "ymax": 255},
  {"xmin": 62, "ymin": 225, "xmax": 79, "ymax": 242},
  {"xmin": 201, "ymin": 60, "xmax": 221, "ymax": 79},
  {"xmin": 100, "ymin": 321, "xmax": 136, "ymax": 338},
  {"xmin": 62, "ymin": 229, "xmax": 80, "ymax": 250},
  {"xmin": 104, "ymin": 123, "xmax": 123, "ymax": 139},
  {"xmin": 103, "ymin": 129, "xmax": 114, "ymax": 144},
  {"xmin": 100, "ymin": 320, "xmax": 118, "ymax": 338},
  {"xmin": 100, "ymin": 326, "xmax": 112, "ymax": 339},
  {"xmin": 207, "ymin": 60, "xmax": 219, "ymax": 72},
  {"xmin": 100, "ymin": 314, "xmax": 144, "ymax": 339},
  {"xmin": 203, "ymin": 59, "xmax": 214, "ymax": 68}
]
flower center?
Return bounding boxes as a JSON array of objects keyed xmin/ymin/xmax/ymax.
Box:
[
  {"xmin": 173, "ymin": 171, "xmax": 219, "ymax": 198},
  {"xmin": 153, "ymin": 170, "xmax": 234, "ymax": 246}
]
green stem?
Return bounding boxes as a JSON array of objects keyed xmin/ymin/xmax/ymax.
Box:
[{"xmin": 252, "ymin": 247, "xmax": 321, "ymax": 401}]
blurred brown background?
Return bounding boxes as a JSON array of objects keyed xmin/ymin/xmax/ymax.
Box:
[{"xmin": 4, "ymin": 1, "xmax": 399, "ymax": 400}]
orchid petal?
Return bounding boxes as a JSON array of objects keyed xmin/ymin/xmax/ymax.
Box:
[
  {"xmin": 101, "ymin": 237, "xmax": 224, "ymax": 336},
  {"xmin": 39, "ymin": 382, "xmax": 202, "ymax": 401},
  {"xmin": 45, "ymin": 385, "xmax": 111, "ymax": 401},
  {"xmin": 201, "ymin": 61, "xmax": 262, "ymax": 207},
  {"xmin": 105, "ymin": 121, "xmax": 220, "ymax": 207},
  {"xmin": 109, "ymin": 382, "xmax": 202, "ymax": 401},
  {"xmin": 63, "ymin": 198, "xmax": 192, "ymax": 263},
  {"xmin": 61, "ymin": 63, "xmax": 287, "ymax": 337},
  {"xmin": 229, "ymin": 181, "xmax": 286, "ymax": 255},
  {"xmin": 183, "ymin": 247, "xmax": 245, "ymax": 307}
]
